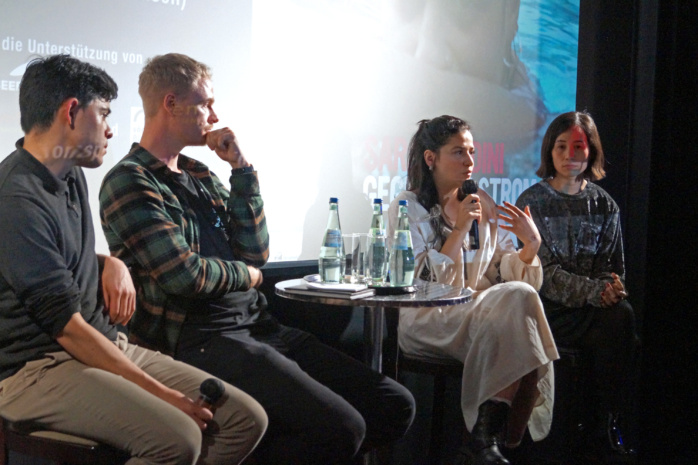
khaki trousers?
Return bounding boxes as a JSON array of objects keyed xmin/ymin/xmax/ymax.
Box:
[{"xmin": 0, "ymin": 333, "xmax": 267, "ymax": 465}]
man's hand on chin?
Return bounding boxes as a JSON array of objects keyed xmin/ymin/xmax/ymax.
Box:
[{"xmin": 206, "ymin": 128, "xmax": 248, "ymax": 169}]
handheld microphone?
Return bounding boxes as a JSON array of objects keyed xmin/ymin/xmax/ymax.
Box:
[
  {"xmin": 457, "ymin": 180, "xmax": 480, "ymax": 250},
  {"xmin": 197, "ymin": 378, "xmax": 225, "ymax": 409}
]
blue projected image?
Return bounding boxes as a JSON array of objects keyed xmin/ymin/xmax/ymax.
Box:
[
  {"xmin": 353, "ymin": 0, "xmax": 581, "ymax": 209},
  {"xmin": 506, "ymin": 0, "xmax": 580, "ymax": 183}
]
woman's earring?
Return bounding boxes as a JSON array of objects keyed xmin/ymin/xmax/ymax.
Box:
[{"xmin": 428, "ymin": 164, "xmax": 433, "ymax": 171}]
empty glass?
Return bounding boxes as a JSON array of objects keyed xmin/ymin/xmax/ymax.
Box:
[{"xmin": 342, "ymin": 233, "xmax": 368, "ymax": 283}]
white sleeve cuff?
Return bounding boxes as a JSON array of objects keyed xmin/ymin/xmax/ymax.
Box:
[{"xmin": 500, "ymin": 252, "xmax": 543, "ymax": 290}]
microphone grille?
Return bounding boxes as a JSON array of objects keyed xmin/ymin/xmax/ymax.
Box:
[
  {"xmin": 200, "ymin": 378, "xmax": 225, "ymax": 404},
  {"xmin": 457, "ymin": 180, "xmax": 478, "ymax": 201}
]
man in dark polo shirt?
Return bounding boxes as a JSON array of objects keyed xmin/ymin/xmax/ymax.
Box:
[{"xmin": 0, "ymin": 55, "xmax": 267, "ymax": 465}]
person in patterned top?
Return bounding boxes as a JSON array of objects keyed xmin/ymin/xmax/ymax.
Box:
[{"xmin": 516, "ymin": 111, "xmax": 638, "ymax": 463}]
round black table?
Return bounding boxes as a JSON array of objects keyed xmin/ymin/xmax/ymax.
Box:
[{"xmin": 275, "ymin": 279, "xmax": 473, "ymax": 373}]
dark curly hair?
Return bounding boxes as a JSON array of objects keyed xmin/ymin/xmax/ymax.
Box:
[
  {"xmin": 406, "ymin": 115, "xmax": 471, "ymax": 211},
  {"xmin": 20, "ymin": 54, "xmax": 118, "ymax": 134}
]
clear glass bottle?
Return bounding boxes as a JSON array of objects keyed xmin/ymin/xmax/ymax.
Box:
[
  {"xmin": 366, "ymin": 198, "xmax": 387, "ymax": 284},
  {"xmin": 389, "ymin": 199, "xmax": 415, "ymax": 286},
  {"xmin": 319, "ymin": 197, "xmax": 345, "ymax": 283}
]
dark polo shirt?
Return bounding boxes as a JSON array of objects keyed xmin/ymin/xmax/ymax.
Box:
[{"xmin": 0, "ymin": 140, "xmax": 116, "ymax": 381}]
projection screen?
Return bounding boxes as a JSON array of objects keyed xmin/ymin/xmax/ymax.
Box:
[{"xmin": 0, "ymin": 0, "xmax": 580, "ymax": 262}]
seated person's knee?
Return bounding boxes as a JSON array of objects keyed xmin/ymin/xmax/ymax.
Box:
[{"xmin": 145, "ymin": 419, "xmax": 202, "ymax": 465}]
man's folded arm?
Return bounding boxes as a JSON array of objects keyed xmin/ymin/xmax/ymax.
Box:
[
  {"xmin": 220, "ymin": 169, "xmax": 269, "ymax": 267},
  {"xmin": 56, "ymin": 312, "xmax": 214, "ymax": 429},
  {"xmin": 0, "ymin": 199, "xmax": 197, "ymax": 419},
  {"xmin": 56, "ymin": 313, "xmax": 166, "ymax": 393},
  {"xmin": 99, "ymin": 165, "xmax": 252, "ymax": 297}
]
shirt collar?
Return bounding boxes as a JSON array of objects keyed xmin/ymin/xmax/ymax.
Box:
[
  {"xmin": 127, "ymin": 143, "xmax": 213, "ymax": 178},
  {"xmin": 15, "ymin": 138, "xmax": 74, "ymax": 195}
]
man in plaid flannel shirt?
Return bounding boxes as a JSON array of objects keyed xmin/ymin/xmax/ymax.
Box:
[{"xmin": 99, "ymin": 53, "xmax": 414, "ymax": 465}]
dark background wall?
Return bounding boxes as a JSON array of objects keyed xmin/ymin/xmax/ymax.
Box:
[{"xmin": 577, "ymin": 0, "xmax": 697, "ymax": 463}]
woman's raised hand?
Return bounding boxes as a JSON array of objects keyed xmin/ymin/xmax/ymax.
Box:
[{"xmin": 497, "ymin": 202, "xmax": 541, "ymax": 264}]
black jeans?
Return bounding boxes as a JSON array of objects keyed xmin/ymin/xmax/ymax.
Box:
[
  {"xmin": 177, "ymin": 324, "xmax": 415, "ymax": 465},
  {"xmin": 545, "ymin": 299, "xmax": 639, "ymax": 415},
  {"xmin": 577, "ymin": 300, "xmax": 639, "ymax": 415}
]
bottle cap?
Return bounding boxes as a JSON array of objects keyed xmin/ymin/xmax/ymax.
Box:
[
  {"xmin": 373, "ymin": 198, "xmax": 382, "ymax": 204},
  {"xmin": 398, "ymin": 200, "xmax": 408, "ymax": 206},
  {"xmin": 329, "ymin": 197, "xmax": 338, "ymax": 203}
]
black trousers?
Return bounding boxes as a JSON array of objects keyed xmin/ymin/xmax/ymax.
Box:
[
  {"xmin": 178, "ymin": 324, "xmax": 415, "ymax": 465},
  {"xmin": 544, "ymin": 299, "xmax": 639, "ymax": 415}
]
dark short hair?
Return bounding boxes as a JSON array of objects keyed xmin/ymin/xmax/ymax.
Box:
[
  {"xmin": 406, "ymin": 115, "xmax": 471, "ymax": 211},
  {"xmin": 19, "ymin": 54, "xmax": 118, "ymax": 134},
  {"xmin": 537, "ymin": 111, "xmax": 606, "ymax": 181}
]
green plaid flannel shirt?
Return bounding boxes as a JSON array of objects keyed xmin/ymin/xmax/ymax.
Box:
[{"xmin": 99, "ymin": 144, "xmax": 269, "ymax": 355}]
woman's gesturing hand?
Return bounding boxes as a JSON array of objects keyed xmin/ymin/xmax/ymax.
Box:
[{"xmin": 497, "ymin": 202, "xmax": 541, "ymax": 264}]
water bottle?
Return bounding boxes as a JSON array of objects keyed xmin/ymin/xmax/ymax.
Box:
[
  {"xmin": 366, "ymin": 198, "xmax": 387, "ymax": 284},
  {"xmin": 319, "ymin": 197, "xmax": 345, "ymax": 283},
  {"xmin": 389, "ymin": 199, "xmax": 415, "ymax": 286}
]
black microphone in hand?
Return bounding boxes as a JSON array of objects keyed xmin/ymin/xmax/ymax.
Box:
[
  {"xmin": 457, "ymin": 180, "xmax": 480, "ymax": 250},
  {"xmin": 197, "ymin": 378, "xmax": 225, "ymax": 409}
]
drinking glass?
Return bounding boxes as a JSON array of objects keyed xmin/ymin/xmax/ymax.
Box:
[{"xmin": 365, "ymin": 232, "xmax": 389, "ymax": 285}]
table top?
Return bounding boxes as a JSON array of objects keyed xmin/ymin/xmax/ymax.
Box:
[{"xmin": 275, "ymin": 278, "xmax": 473, "ymax": 308}]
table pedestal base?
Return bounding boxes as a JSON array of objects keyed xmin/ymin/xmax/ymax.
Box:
[{"xmin": 363, "ymin": 307, "xmax": 386, "ymax": 373}]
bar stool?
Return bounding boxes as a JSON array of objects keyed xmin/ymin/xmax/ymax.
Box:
[
  {"xmin": 397, "ymin": 350, "xmax": 464, "ymax": 465},
  {"xmin": 0, "ymin": 417, "xmax": 129, "ymax": 465},
  {"xmin": 384, "ymin": 307, "xmax": 463, "ymax": 464}
]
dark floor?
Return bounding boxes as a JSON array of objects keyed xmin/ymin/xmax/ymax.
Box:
[{"xmin": 386, "ymin": 347, "xmax": 639, "ymax": 465}]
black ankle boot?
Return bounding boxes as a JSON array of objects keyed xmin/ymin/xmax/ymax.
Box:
[
  {"xmin": 467, "ymin": 400, "xmax": 510, "ymax": 465},
  {"xmin": 606, "ymin": 413, "xmax": 636, "ymax": 459},
  {"xmin": 582, "ymin": 412, "xmax": 637, "ymax": 464}
]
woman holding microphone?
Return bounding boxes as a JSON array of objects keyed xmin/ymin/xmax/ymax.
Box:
[{"xmin": 388, "ymin": 115, "xmax": 558, "ymax": 464}]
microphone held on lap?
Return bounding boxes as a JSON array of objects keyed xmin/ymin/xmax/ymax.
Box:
[
  {"xmin": 197, "ymin": 378, "xmax": 225, "ymax": 409},
  {"xmin": 457, "ymin": 180, "xmax": 480, "ymax": 250}
]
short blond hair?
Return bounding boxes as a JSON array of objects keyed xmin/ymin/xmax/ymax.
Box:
[{"xmin": 138, "ymin": 53, "xmax": 212, "ymax": 117}]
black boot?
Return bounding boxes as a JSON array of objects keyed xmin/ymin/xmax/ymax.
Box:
[
  {"xmin": 465, "ymin": 400, "xmax": 511, "ymax": 465},
  {"xmin": 582, "ymin": 412, "xmax": 637, "ymax": 464},
  {"xmin": 606, "ymin": 413, "xmax": 637, "ymax": 461}
]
